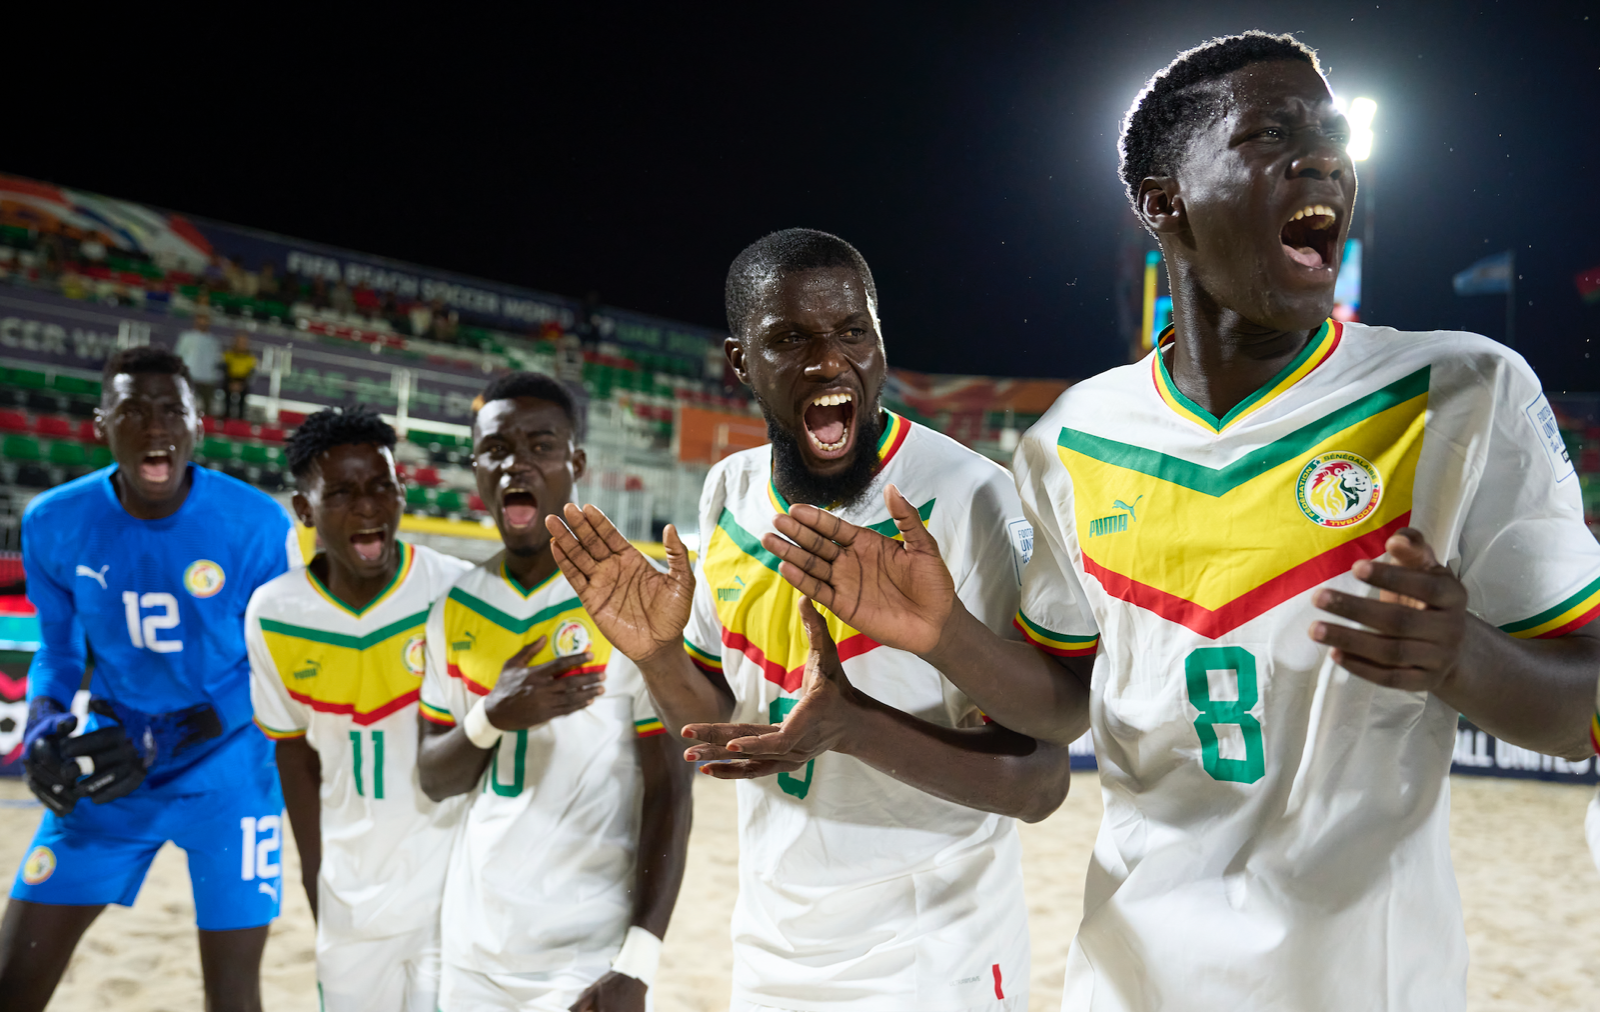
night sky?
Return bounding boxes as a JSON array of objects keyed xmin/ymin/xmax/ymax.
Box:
[{"xmin": 10, "ymin": 3, "xmax": 1598, "ymax": 387}]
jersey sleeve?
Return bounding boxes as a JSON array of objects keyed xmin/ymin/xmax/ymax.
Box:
[
  {"xmin": 245, "ymin": 589, "xmax": 310, "ymax": 740},
  {"xmin": 606, "ymin": 650, "xmax": 665, "ymax": 738},
  {"xmin": 1456, "ymin": 358, "xmax": 1600, "ymax": 638},
  {"xmin": 945, "ymin": 461, "xmax": 1028, "ymax": 639},
  {"xmin": 20, "ymin": 501, "xmax": 87, "ymax": 707},
  {"xmin": 1012, "ymin": 424, "xmax": 1101, "ymax": 659},
  {"xmin": 420, "ymin": 593, "xmax": 466, "ymax": 727},
  {"xmin": 682, "ymin": 557, "xmax": 724, "ymax": 678}
]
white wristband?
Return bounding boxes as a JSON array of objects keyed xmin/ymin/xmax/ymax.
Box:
[
  {"xmin": 610, "ymin": 926, "xmax": 662, "ymax": 987},
  {"xmin": 463, "ymin": 699, "xmax": 504, "ymax": 751}
]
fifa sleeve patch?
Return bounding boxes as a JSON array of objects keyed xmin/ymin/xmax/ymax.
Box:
[
  {"xmin": 1013, "ymin": 610, "xmax": 1099, "ymax": 658},
  {"xmin": 1525, "ymin": 394, "xmax": 1575, "ymax": 483},
  {"xmin": 253, "ymin": 717, "xmax": 306, "ymax": 740},
  {"xmin": 684, "ymin": 638, "xmax": 723, "ymax": 674},
  {"xmin": 634, "ymin": 717, "xmax": 666, "ymax": 738},
  {"xmin": 419, "ymin": 700, "xmax": 456, "ymax": 727}
]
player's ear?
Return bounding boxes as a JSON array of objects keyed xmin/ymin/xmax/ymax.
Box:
[
  {"xmin": 291, "ymin": 491, "xmax": 314, "ymax": 529},
  {"xmin": 724, "ymin": 336, "xmax": 749, "ymax": 386},
  {"xmin": 570, "ymin": 446, "xmax": 587, "ymax": 483},
  {"xmin": 1138, "ymin": 177, "xmax": 1185, "ymax": 235}
]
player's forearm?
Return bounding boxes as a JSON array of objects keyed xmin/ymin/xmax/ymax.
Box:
[
  {"xmin": 274, "ymin": 738, "xmax": 322, "ymax": 920},
  {"xmin": 1436, "ymin": 619, "xmax": 1599, "ymax": 760},
  {"xmin": 837, "ymin": 698, "xmax": 1072, "ymax": 823},
  {"xmin": 636, "ymin": 650, "xmax": 734, "ymax": 731},
  {"xmin": 631, "ymin": 736, "xmax": 694, "ymax": 939},
  {"xmin": 922, "ymin": 604, "xmax": 1092, "ymax": 745},
  {"xmin": 416, "ymin": 721, "xmax": 493, "ymax": 801}
]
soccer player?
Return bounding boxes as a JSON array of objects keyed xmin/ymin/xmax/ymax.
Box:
[
  {"xmin": 246, "ymin": 407, "xmax": 471, "ymax": 1012},
  {"xmin": 416, "ymin": 372, "xmax": 693, "ymax": 1012},
  {"xmin": 1, "ymin": 345, "xmax": 297, "ymax": 1012},
  {"xmin": 545, "ymin": 229, "xmax": 1072, "ymax": 1012},
  {"xmin": 758, "ymin": 33, "xmax": 1600, "ymax": 1011}
]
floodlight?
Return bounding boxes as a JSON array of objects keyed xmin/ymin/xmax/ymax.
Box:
[{"xmin": 1348, "ymin": 97, "xmax": 1376, "ymax": 161}]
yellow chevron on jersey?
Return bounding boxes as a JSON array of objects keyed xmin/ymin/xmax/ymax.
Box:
[
  {"xmin": 702, "ymin": 496, "xmax": 934, "ymax": 692},
  {"xmin": 1058, "ymin": 365, "xmax": 1429, "ymax": 638},
  {"xmin": 440, "ymin": 567, "xmax": 611, "ymax": 698},
  {"xmin": 258, "ymin": 544, "xmax": 429, "ymax": 726}
]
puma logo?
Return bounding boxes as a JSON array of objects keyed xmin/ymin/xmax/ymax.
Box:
[
  {"xmin": 75, "ymin": 565, "xmax": 109, "ymax": 590},
  {"xmin": 257, "ymin": 881, "xmax": 278, "ymax": 902}
]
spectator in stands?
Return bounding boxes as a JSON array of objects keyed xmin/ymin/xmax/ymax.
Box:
[
  {"xmin": 201, "ymin": 255, "xmax": 227, "ymax": 293},
  {"xmin": 330, "ymin": 281, "xmax": 355, "ymax": 315},
  {"xmin": 428, "ymin": 297, "xmax": 457, "ymax": 344},
  {"xmin": 222, "ymin": 332, "xmax": 258, "ymax": 420},
  {"xmin": 174, "ymin": 311, "xmax": 222, "ymax": 415},
  {"xmin": 258, "ymin": 262, "xmax": 281, "ymax": 303},
  {"xmin": 408, "ymin": 298, "xmax": 432, "ymax": 338},
  {"xmin": 352, "ymin": 282, "xmax": 380, "ymax": 313}
]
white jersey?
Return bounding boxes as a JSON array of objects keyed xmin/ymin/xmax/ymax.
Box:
[
  {"xmin": 420, "ymin": 558, "xmax": 665, "ymax": 976},
  {"xmin": 248, "ymin": 542, "xmax": 473, "ymax": 944},
  {"xmin": 683, "ymin": 412, "xmax": 1034, "ymax": 1012},
  {"xmin": 1013, "ymin": 320, "xmax": 1600, "ymax": 1011}
]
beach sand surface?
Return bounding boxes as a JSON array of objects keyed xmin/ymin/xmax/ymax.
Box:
[{"xmin": 1, "ymin": 772, "xmax": 1597, "ymax": 1010}]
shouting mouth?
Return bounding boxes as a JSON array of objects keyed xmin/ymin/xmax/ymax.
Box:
[
  {"xmin": 138, "ymin": 449, "xmax": 174, "ymax": 486},
  {"xmin": 1280, "ymin": 203, "xmax": 1339, "ymax": 270},
  {"xmin": 501, "ymin": 488, "xmax": 539, "ymax": 529},
  {"xmin": 350, "ymin": 527, "xmax": 387, "ymax": 563},
  {"xmin": 802, "ymin": 391, "xmax": 856, "ymax": 460}
]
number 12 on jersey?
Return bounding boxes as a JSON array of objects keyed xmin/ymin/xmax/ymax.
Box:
[{"xmin": 1184, "ymin": 646, "xmax": 1265, "ymax": 784}]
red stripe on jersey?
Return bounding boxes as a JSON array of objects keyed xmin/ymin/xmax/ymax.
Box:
[{"xmin": 285, "ymin": 687, "xmax": 420, "ymax": 726}]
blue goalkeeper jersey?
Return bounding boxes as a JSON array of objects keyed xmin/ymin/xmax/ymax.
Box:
[{"xmin": 23, "ymin": 463, "xmax": 296, "ymax": 789}]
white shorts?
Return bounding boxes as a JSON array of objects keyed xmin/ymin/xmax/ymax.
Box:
[
  {"xmin": 440, "ymin": 963, "xmax": 655, "ymax": 1012},
  {"xmin": 317, "ymin": 924, "xmax": 440, "ymax": 1012},
  {"xmin": 729, "ymin": 1003, "xmax": 1023, "ymax": 1012}
]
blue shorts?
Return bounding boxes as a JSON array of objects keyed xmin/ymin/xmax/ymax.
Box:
[{"xmin": 11, "ymin": 727, "xmax": 284, "ymax": 931}]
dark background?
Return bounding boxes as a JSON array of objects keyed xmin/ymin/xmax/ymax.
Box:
[{"xmin": 8, "ymin": 3, "xmax": 1597, "ymax": 386}]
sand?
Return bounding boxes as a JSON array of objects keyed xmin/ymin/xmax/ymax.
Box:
[{"xmin": 1, "ymin": 771, "xmax": 1598, "ymax": 1011}]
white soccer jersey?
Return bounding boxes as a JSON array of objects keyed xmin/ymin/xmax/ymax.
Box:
[
  {"xmin": 248, "ymin": 542, "xmax": 473, "ymax": 946},
  {"xmin": 420, "ymin": 558, "xmax": 666, "ymax": 977},
  {"xmin": 683, "ymin": 412, "xmax": 1035, "ymax": 1012},
  {"xmin": 1013, "ymin": 320, "xmax": 1600, "ymax": 1011}
]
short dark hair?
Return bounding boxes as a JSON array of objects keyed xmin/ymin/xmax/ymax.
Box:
[
  {"xmin": 101, "ymin": 344, "xmax": 192, "ymax": 393},
  {"xmin": 285, "ymin": 406, "xmax": 397, "ymax": 480},
  {"xmin": 1119, "ymin": 32, "xmax": 1321, "ymax": 214},
  {"xmin": 725, "ymin": 229, "xmax": 878, "ymax": 338},
  {"xmin": 475, "ymin": 371, "xmax": 578, "ymax": 428}
]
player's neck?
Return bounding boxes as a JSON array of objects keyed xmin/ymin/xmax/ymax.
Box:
[
  {"xmin": 1165, "ymin": 286, "xmax": 1315, "ymax": 420},
  {"xmin": 502, "ymin": 546, "xmax": 557, "ymax": 593},
  {"xmin": 112, "ymin": 466, "xmax": 193, "ymax": 520},
  {"xmin": 315, "ymin": 554, "xmax": 399, "ymax": 614}
]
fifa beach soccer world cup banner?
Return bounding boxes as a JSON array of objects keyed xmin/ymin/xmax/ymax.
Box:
[{"xmin": 0, "ymin": 172, "xmax": 725, "ymax": 366}]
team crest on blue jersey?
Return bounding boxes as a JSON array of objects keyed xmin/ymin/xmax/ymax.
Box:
[
  {"xmin": 402, "ymin": 634, "xmax": 426, "ymax": 676},
  {"xmin": 1296, "ymin": 452, "xmax": 1382, "ymax": 528},
  {"xmin": 183, "ymin": 560, "xmax": 226, "ymax": 598},
  {"xmin": 22, "ymin": 845, "xmax": 55, "ymax": 885},
  {"xmin": 553, "ymin": 619, "xmax": 591, "ymax": 657}
]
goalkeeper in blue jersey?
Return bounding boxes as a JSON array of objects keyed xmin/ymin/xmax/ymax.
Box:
[{"xmin": 0, "ymin": 346, "xmax": 297, "ymax": 1012}]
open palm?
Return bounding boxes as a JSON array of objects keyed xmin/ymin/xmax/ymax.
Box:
[
  {"xmin": 760, "ymin": 484, "xmax": 956, "ymax": 656},
  {"xmin": 545, "ymin": 503, "xmax": 695, "ymax": 664}
]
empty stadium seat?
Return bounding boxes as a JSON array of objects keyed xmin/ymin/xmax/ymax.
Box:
[
  {"xmin": 34, "ymin": 416, "xmax": 71, "ymax": 438},
  {"xmin": 76, "ymin": 420, "xmax": 97, "ymax": 442},
  {"xmin": 240, "ymin": 444, "xmax": 284, "ymax": 468},
  {"xmin": 435, "ymin": 490, "xmax": 464, "ymax": 513},
  {"xmin": 10, "ymin": 370, "xmax": 46, "ymax": 390},
  {"xmin": 405, "ymin": 486, "xmax": 433, "ymax": 510},
  {"xmin": 13, "ymin": 463, "xmax": 50, "ymax": 488},
  {"xmin": 468, "ymin": 494, "xmax": 486, "ymax": 513},
  {"xmin": 50, "ymin": 375, "xmax": 99, "ymax": 398},
  {"xmin": 413, "ymin": 467, "xmax": 441, "ymax": 488},
  {"xmin": 0, "ymin": 412, "xmax": 27, "ymax": 434},
  {"xmin": 89, "ymin": 446, "xmax": 112, "ymax": 468},
  {"xmin": 199, "ymin": 437, "xmax": 235, "ymax": 461},
  {"xmin": 258, "ymin": 425, "xmax": 286, "ymax": 443},
  {"xmin": 2, "ymin": 436, "xmax": 41, "ymax": 461},
  {"xmin": 223, "ymin": 419, "xmax": 253, "ymax": 439},
  {"xmin": 48, "ymin": 443, "xmax": 87, "ymax": 467}
]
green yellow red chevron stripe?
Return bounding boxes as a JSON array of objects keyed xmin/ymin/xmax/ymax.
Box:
[
  {"xmin": 1499, "ymin": 572, "xmax": 1600, "ymax": 639},
  {"xmin": 1013, "ymin": 610, "xmax": 1099, "ymax": 657},
  {"xmin": 1062, "ymin": 366, "xmax": 1428, "ymax": 639},
  {"xmin": 1591, "ymin": 712, "xmax": 1600, "ymax": 755},
  {"xmin": 258, "ymin": 606, "xmax": 429, "ymax": 725},
  {"xmin": 684, "ymin": 638, "xmax": 723, "ymax": 672},
  {"xmin": 1153, "ymin": 320, "xmax": 1341, "ymax": 433},
  {"xmin": 441, "ymin": 589, "xmax": 612, "ymax": 696},
  {"xmin": 419, "ymin": 700, "xmax": 455, "ymax": 727}
]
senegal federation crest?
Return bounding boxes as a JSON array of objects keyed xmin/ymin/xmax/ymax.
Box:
[
  {"xmin": 22, "ymin": 845, "xmax": 55, "ymax": 885},
  {"xmin": 553, "ymin": 619, "xmax": 592, "ymax": 657},
  {"xmin": 1297, "ymin": 452, "xmax": 1382, "ymax": 528},
  {"xmin": 402, "ymin": 634, "xmax": 426, "ymax": 677},
  {"xmin": 183, "ymin": 560, "xmax": 225, "ymax": 598}
]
